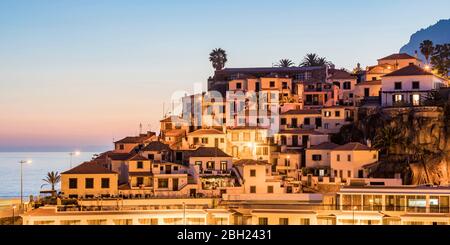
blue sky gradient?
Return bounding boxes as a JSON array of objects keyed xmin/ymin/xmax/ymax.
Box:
[{"xmin": 1, "ymin": 0, "xmax": 449, "ymax": 150}]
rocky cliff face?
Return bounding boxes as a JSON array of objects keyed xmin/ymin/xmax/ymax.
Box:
[
  {"xmin": 400, "ymin": 19, "xmax": 450, "ymax": 61},
  {"xmin": 355, "ymin": 105, "xmax": 450, "ymax": 185}
]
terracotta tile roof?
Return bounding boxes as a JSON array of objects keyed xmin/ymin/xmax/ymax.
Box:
[
  {"xmin": 164, "ymin": 129, "xmax": 186, "ymax": 137},
  {"xmin": 234, "ymin": 159, "xmax": 270, "ymax": 166},
  {"xmin": 114, "ymin": 135, "xmax": 152, "ymax": 144},
  {"xmin": 328, "ymin": 69, "xmax": 356, "ymax": 80},
  {"xmin": 188, "ymin": 128, "xmax": 224, "ymax": 136},
  {"xmin": 378, "ymin": 53, "xmax": 418, "ymax": 61},
  {"xmin": 62, "ymin": 161, "xmax": 117, "ymax": 175},
  {"xmin": 108, "ymin": 153, "xmax": 132, "ymax": 161},
  {"xmin": 282, "ymin": 109, "xmax": 321, "ymax": 115},
  {"xmin": 189, "ymin": 147, "xmax": 231, "ymax": 158},
  {"xmin": 333, "ymin": 142, "xmax": 373, "ymax": 151},
  {"xmin": 127, "ymin": 154, "xmax": 148, "ymax": 161},
  {"xmin": 383, "ymin": 64, "xmax": 433, "ymax": 77},
  {"xmin": 141, "ymin": 141, "xmax": 171, "ymax": 152},
  {"xmin": 308, "ymin": 142, "xmax": 339, "ymax": 150}
]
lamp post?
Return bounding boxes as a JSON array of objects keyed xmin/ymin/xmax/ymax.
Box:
[
  {"xmin": 69, "ymin": 151, "xmax": 81, "ymax": 168},
  {"xmin": 19, "ymin": 160, "xmax": 32, "ymax": 209},
  {"xmin": 352, "ymin": 206, "xmax": 357, "ymax": 225},
  {"xmin": 182, "ymin": 202, "xmax": 186, "ymax": 225},
  {"xmin": 12, "ymin": 205, "xmax": 16, "ymax": 225}
]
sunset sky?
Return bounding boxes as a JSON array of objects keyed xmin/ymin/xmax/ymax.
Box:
[{"xmin": 1, "ymin": 0, "xmax": 450, "ymax": 151}]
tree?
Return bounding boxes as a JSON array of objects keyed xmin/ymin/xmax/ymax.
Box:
[
  {"xmin": 372, "ymin": 126, "xmax": 404, "ymax": 158},
  {"xmin": 299, "ymin": 53, "xmax": 332, "ymax": 67},
  {"xmin": 430, "ymin": 43, "xmax": 450, "ymax": 78},
  {"xmin": 276, "ymin": 59, "xmax": 295, "ymax": 67},
  {"xmin": 209, "ymin": 48, "xmax": 228, "ymax": 71},
  {"xmin": 419, "ymin": 40, "xmax": 434, "ymax": 64},
  {"xmin": 42, "ymin": 171, "xmax": 61, "ymax": 192}
]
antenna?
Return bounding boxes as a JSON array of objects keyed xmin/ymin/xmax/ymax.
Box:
[{"xmin": 139, "ymin": 123, "xmax": 143, "ymax": 135}]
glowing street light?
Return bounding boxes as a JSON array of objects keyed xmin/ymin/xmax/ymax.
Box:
[
  {"xmin": 69, "ymin": 151, "xmax": 81, "ymax": 168},
  {"xmin": 424, "ymin": 65, "xmax": 431, "ymax": 71},
  {"xmin": 19, "ymin": 160, "xmax": 32, "ymax": 208}
]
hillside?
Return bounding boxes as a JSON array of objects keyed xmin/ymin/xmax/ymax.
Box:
[{"xmin": 400, "ymin": 19, "xmax": 450, "ymax": 61}]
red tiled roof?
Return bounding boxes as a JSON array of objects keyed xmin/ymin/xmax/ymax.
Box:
[
  {"xmin": 333, "ymin": 142, "xmax": 373, "ymax": 151},
  {"xmin": 62, "ymin": 161, "xmax": 117, "ymax": 175},
  {"xmin": 383, "ymin": 64, "xmax": 433, "ymax": 77},
  {"xmin": 308, "ymin": 142, "xmax": 339, "ymax": 150},
  {"xmin": 356, "ymin": 80, "xmax": 382, "ymax": 86},
  {"xmin": 188, "ymin": 128, "xmax": 224, "ymax": 136},
  {"xmin": 127, "ymin": 154, "xmax": 148, "ymax": 161},
  {"xmin": 141, "ymin": 141, "xmax": 171, "ymax": 152},
  {"xmin": 378, "ymin": 53, "xmax": 418, "ymax": 61},
  {"xmin": 114, "ymin": 135, "xmax": 152, "ymax": 144},
  {"xmin": 329, "ymin": 69, "xmax": 356, "ymax": 80},
  {"xmin": 189, "ymin": 147, "xmax": 231, "ymax": 158},
  {"xmin": 164, "ymin": 129, "xmax": 186, "ymax": 137},
  {"xmin": 234, "ymin": 159, "xmax": 270, "ymax": 166},
  {"xmin": 282, "ymin": 109, "xmax": 321, "ymax": 115},
  {"xmin": 108, "ymin": 153, "xmax": 132, "ymax": 161}
]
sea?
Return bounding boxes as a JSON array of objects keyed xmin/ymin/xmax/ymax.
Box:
[{"xmin": 0, "ymin": 152, "xmax": 98, "ymax": 199}]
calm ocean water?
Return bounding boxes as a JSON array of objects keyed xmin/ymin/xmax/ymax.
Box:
[{"xmin": 0, "ymin": 152, "xmax": 97, "ymax": 199}]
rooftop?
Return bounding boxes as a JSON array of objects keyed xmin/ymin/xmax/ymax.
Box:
[
  {"xmin": 62, "ymin": 161, "xmax": 117, "ymax": 175},
  {"xmin": 234, "ymin": 159, "xmax": 270, "ymax": 166},
  {"xmin": 307, "ymin": 142, "xmax": 339, "ymax": 150},
  {"xmin": 141, "ymin": 141, "xmax": 171, "ymax": 152},
  {"xmin": 188, "ymin": 128, "xmax": 224, "ymax": 136},
  {"xmin": 334, "ymin": 142, "xmax": 373, "ymax": 151},
  {"xmin": 383, "ymin": 64, "xmax": 434, "ymax": 77},
  {"xmin": 281, "ymin": 109, "xmax": 321, "ymax": 115},
  {"xmin": 378, "ymin": 53, "xmax": 419, "ymax": 61},
  {"xmin": 328, "ymin": 69, "xmax": 356, "ymax": 80},
  {"xmin": 189, "ymin": 147, "xmax": 231, "ymax": 158},
  {"xmin": 114, "ymin": 135, "xmax": 153, "ymax": 144}
]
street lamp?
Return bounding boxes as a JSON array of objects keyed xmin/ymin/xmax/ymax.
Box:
[
  {"xmin": 12, "ymin": 205, "xmax": 16, "ymax": 225},
  {"xmin": 19, "ymin": 160, "xmax": 32, "ymax": 208},
  {"xmin": 352, "ymin": 206, "xmax": 357, "ymax": 225},
  {"xmin": 69, "ymin": 151, "xmax": 81, "ymax": 168}
]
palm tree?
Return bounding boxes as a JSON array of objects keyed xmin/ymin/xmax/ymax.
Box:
[
  {"xmin": 430, "ymin": 43, "xmax": 450, "ymax": 78},
  {"xmin": 209, "ymin": 48, "xmax": 227, "ymax": 71},
  {"xmin": 42, "ymin": 171, "xmax": 61, "ymax": 192},
  {"xmin": 299, "ymin": 53, "xmax": 331, "ymax": 67},
  {"xmin": 372, "ymin": 126, "xmax": 404, "ymax": 159},
  {"xmin": 276, "ymin": 59, "xmax": 295, "ymax": 67},
  {"xmin": 419, "ymin": 40, "xmax": 434, "ymax": 64}
]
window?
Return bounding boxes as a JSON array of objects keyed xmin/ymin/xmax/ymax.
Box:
[
  {"xmin": 373, "ymin": 154, "xmax": 377, "ymax": 159},
  {"xmin": 324, "ymin": 123, "xmax": 329, "ymax": 129},
  {"xmin": 312, "ymin": 154, "xmax": 322, "ymax": 161},
  {"xmin": 220, "ymin": 138, "xmax": 224, "ymax": 143},
  {"xmin": 137, "ymin": 161, "xmax": 143, "ymax": 169},
  {"xmin": 85, "ymin": 178, "xmax": 94, "ymax": 189},
  {"xmin": 148, "ymin": 154, "xmax": 154, "ymax": 160},
  {"xmin": 173, "ymin": 166, "xmax": 178, "ymax": 171},
  {"xmin": 394, "ymin": 94, "xmax": 403, "ymax": 102},
  {"xmin": 236, "ymin": 82, "xmax": 242, "ymax": 89},
  {"xmin": 220, "ymin": 161, "xmax": 228, "ymax": 171},
  {"xmin": 250, "ymin": 186, "xmax": 256, "ymax": 193},
  {"xmin": 200, "ymin": 137, "xmax": 208, "ymax": 144},
  {"xmin": 259, "ymin": 217, "xmax": 268, "ymax": 225},
  {"xmin": 119, "ymin": 144, "xmax": 124, "ymax": 150},
  {"xmin": 299, "ymin": 218, "xmax": 310, "ymax": 225},
  {"xmin": 412, "ymin": 94, "xmax": 420, "ymax": 106},
  {"xmin": 158, "ymin": 179, "xmax": 169, "ymax": 188},
  {"xmin": 69, "ymin": 178, "xmax": 77, "ymax": 189},
  {"xmin": 337, "ymin": 154, "xmax": 341, "ymax": 162},
  {"xmin": 347, "ymin": 155, "xmax": 351, "ymax": 161},
  {"xmin": 304, "ymin": 118, "xmax": 310, "ymax": 125},
  {"xmin": 267, "ymin": 186, "xmax": 274, "ymax": 193},
  {"xmin": 364, "ymin": 88, "xmax": 370, "ymax": 97},
  {"xmin": 343, "ymin": 81, "xmax": 351, "ymax": 90},
  {"xmin": 412, "ymin": 81, "xmax": 420, "ymax": 89},
  {"xmin": 256, "ymin": 132, "xmax": 263, "ymax": 142},
  {"xmin": 206, "ymin": 161, "xmax": 215, "ymax": 170},
  {"xmin": 279, "ymin": 218, "xmax": 289, "ymax": 225},
  {"xmin": 347, "ymin": 170, "xmax": 351, "ymax": 178},
  {"xmin": 281, "ymin": 118, "xmax": 286, "ymax": 125},
  {"xmin": 270, "ymin": 81, "xmax": 275, "ymax": 87},
  {"xmin": 137, "ymin": 177, "xmax": 144, "ymax": 186},
  {"xmin": 250, "ymin": 169, "xmax": 256, "ymax": 177},
  {"xmin": 324, "ymin": 111, "xmax": 331, "ymax": 117},
  {"xmin": 394, "ymin": 82, "xmax": 402, "ymax": 90},
  {"xmin": 335, "ymin": 111, "xmax": 340, "ymax": 117},
  {"xmin": 101, "ymin": 178, "xmax": 110, "ymax": 188}
]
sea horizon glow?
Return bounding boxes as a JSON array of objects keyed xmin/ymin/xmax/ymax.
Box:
[{"xmin": 1, "ymin": 0, "xmax": 450, "ymax": 151}]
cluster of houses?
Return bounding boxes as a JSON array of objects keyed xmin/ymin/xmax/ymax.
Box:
[
  {"xmin": 24, "ymin": 52, "xmax": 450, "ymax": 225},
  {"xmin": 60, "ymin": 52, "xmax": 448, "ymax": 200}
]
